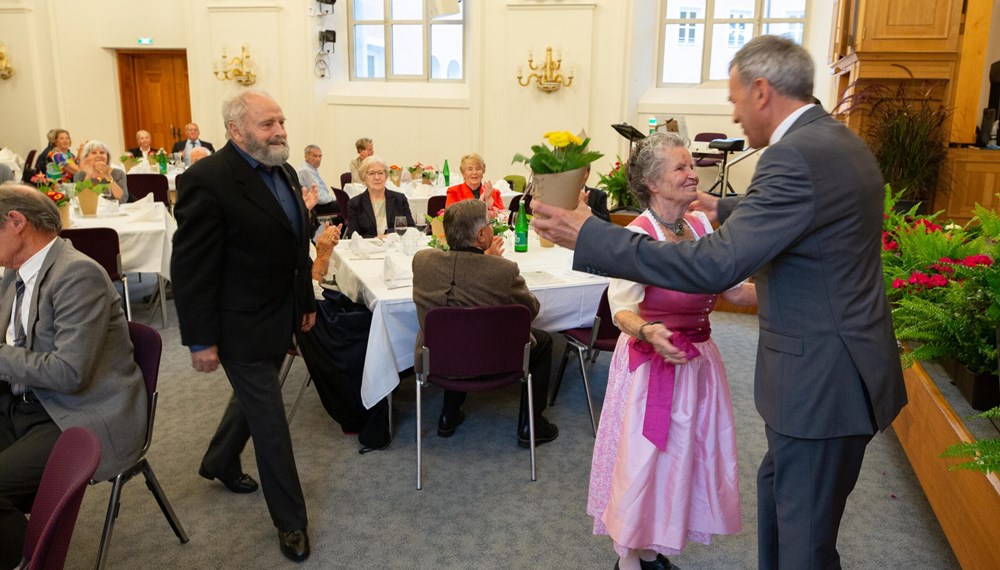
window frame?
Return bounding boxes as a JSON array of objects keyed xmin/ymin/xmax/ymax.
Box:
[
  {"xmin": 657, "ymin": 0, "xmax": 808, "ymax": 87},
  {"xmin": 347, "ymin": 0, "xmax": 466, "ymax": 83}
]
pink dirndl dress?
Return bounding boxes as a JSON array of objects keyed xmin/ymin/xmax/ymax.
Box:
[{"xmin": 587, "ymin": 212, "xmax": 741, "ymax": 558}]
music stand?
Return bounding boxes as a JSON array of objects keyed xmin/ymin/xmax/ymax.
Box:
[
  {"xmin": 705, "ymin": 138, "xmax": 744, "ymax": 197},
  {"xmin": 612, "ymin": 123, "xmax": 646, "ymax": 157}
]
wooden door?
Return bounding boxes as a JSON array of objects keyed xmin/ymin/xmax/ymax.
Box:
[
  {"xmin": 856, "ymin": 0, "xmax": 962, "ymax": 53},
  {"xmin": 117, "ymin": 50, "xmax": 191, "ymax": 155}
]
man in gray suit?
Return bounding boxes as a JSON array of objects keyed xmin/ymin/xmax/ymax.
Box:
[
  {"xmin": 0, "ymin": 184, "xmax": 146, "ymax": 569},
  {"xmin": 533, "ymin": 36, "xmax": 906, "ymax": 569}
]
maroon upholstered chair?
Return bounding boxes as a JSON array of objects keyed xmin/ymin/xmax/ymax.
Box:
[
  {"xmin": 415, "ymin": 305, "xmax": 535, "ymax": 490},
  {"xmin": 426, "ymin": 195, "xmax": 447, "ymax": 219},
  {"xmin": 21, "ymin": 149, "xmax": 38, "ymax": 183},
  {"xmin": 60, "ymin": 228, "xmax": 131, "ymax": 321},
  {"xmin": 340, "ymin": 171, "xmax": 352, "ymax": 188},
  {"xmin": 125, "ymin": 173, "xmax": 170, "ymax": 206},
  {"xmin": 22, "ymin": 427, "xmax": 101, "ymax": 570},
  {"xmin": 94, "ymin": 322, "xmax": 188, "ymax": 569},
  {"xmin": 692, "ymin": 132, "xmax": 727, "ymax": 168},
  {"xmin": 549, "ymin": 286, "xmax": 620, "ymax": 435},
  {"xmin": 333, "ymin": 187, "xmax": 352, "ymax": 226},
  {"xmin": 506, "ymin": 193, "xmax": 533, "ymax": 227}
]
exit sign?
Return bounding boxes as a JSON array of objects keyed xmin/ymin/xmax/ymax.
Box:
[{"xmin": 137, "ymin": 38, "xmax": 153, "ymax": 45}]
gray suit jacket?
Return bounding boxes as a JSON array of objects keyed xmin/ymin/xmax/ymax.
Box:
[
  {"xmin": 412, "ymin": 248, "xmax": 539, "ymax": 373},
  {"xmin": 0, "ymin": 239, "xmax": 146, "ymax": 480},
  {"xmin": 575, "ymin": 106, "xmax": 906, "ymax": 439}
]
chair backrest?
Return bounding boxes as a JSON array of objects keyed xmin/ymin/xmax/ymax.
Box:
[
  {"xmin": 23, "ymin": 427, "xmax": 101, "ymax": 570},
  {"xmin": 591, "ymin": 286, "xmax": 621, "ymax": 349},
  {"xmin": 340, "ymin": 171, "xmax": 352, "ymax": 188},
  {"xmin": 60, "ymin": 228, "xmax": 123, "ymax": 281},
  {"xmin": 423, "ymin": 305, "xmax": 531, "ymax": 380},
  {"xmin": 332, "ymin": 187, "xmax": 351, "ymax": 223},
  {"xmin": 503, "ymin": 174, "xmax": 526, "ymax": 194},
  {"xmin": 125, "ymin": 173, "xmax": 170, "ymax": 205},
  {"xmin": 694, "ymin": 132, "xmax": 726, "ymax": 143},
  {"xmin": 21, "ymin": 149, "xmax": 38, "ymax": 183},
  {"xmin": 128, "ymin": 321, "xmax": 161, "ymax": 454},
  {"xmin": 426, "ymin": 195, "xmax": 447, "ymax": 218},
  {"xmin": 506, "ymin": 193, "xmax": 533, "ymax": 224}
]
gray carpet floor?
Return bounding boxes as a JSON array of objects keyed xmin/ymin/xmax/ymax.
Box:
[{"xmin": 60, "ymin": 280, "xmax": 958, "ymax": 569}]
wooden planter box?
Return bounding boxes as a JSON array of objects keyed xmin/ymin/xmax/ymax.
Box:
[{"xmin": 893, "ymin": 360, "xmax": 1000, "ymax": 569}]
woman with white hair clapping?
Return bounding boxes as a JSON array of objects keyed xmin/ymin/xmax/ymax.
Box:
[{"xmin": 73, "ymin": 140, "xmax": 129, "ymax": 202}]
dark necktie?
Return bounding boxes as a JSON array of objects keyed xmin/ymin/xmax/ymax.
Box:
[{"xmin": 13, "ymin": 275, "xmax": 25, "ymax": 348}]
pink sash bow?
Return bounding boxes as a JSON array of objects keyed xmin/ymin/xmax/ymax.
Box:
[{"xmin": 628, "ymin": 330, "xmax": 703, "ymax": 452}]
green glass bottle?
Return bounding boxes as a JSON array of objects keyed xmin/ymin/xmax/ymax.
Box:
[
  {"xmin": 648, "ymin": 117, "xmax": 657, "ymax": 135},
  {"xmin": 156, "ymin": 151, "xmax": 167, "ymax": 174},
  {"xmin": 442, "ymin": 159, "xmax": 450, "ymax": 186},
  {"xmin": 514, "ymin": 200, "xmax": 528, "ymax": 253}
]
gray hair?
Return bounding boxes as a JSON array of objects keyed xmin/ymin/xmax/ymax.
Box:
[
  {"xmin": 304, "ymin": 144, "xmax": 321, "ymax": 155},
  {"xmin": 222, "ymin": 89, "xmax": 272, "ymax": 140},
  {"xmin": 0, "ymin": 183, "xmax": 62, "ymax": 234},
  {"xmin": 355, "ymin": 137, "xmax": 372, "ymax": 152},
  {"xmin": 444, "ymin": 199, "xmax": 489, "ymax": 250},
  {"xmin": 80, "ymin": 140, "xmax": 111, "ymax": 160},
  {"xmin": 46, "ymin": 129, "xmax": 60, "ymax": 144},
  {"xmin": 729, "ymin": 35, "xmax": 814, "ymax": 102},
  {"xmin": 626, "ymin": 132, "xmax": 689, "ymax": 209},
  {"xmin": 459, "ymin": 153, "xmax": 485, "ymax": 172},
  {"xmin": 359, "ymin": 155, "xmax": 388, "ymax": 179}
]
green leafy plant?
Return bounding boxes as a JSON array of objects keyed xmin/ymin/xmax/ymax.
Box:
[
  {"xmin": 598, "ymin": 156, "xmax": 638, "ymax": 211},
  {"xmin": 940, "ymin": 407, "xmax": 1000, "ymax": 474},
  {"xmin": 512, "ymin": 131, "xmax": 603, "ymax": 174},
  {"xmin": 75, "ymin": 178, "xmax": 109, "ymax": 196}
]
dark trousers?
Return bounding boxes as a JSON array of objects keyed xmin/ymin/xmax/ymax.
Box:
[
  {"xmin": 0, "ymin": 391, "xmax": 61, "ymax": 570},
  {"xmin": 757, "ymin": 424, "xmax": 873, "ymax": 570},
  {"xmin": 441, "ymin": 328, "xmax": 552, "ymax": 425},
  {"xmin": 201, "ymin": 356, "xmax": 307, "ymax": 531}
]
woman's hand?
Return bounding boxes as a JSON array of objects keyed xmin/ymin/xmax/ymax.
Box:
[
  {"xmin": 643, "ymin": 323, "xmax": 690, "ymax": 365},
  {"xmin": 91, "ymin": 160, "xmax": 112, "ymax": 181},
  {"xmin": 480, "ymin": 180, "xmax": 494, "ymax": 202}
]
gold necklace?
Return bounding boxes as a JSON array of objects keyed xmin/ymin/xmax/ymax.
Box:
[{"xmin": 648, "ymin": 208, "xmax": 686, "ymax": 237}]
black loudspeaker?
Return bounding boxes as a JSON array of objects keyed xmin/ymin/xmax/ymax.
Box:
[{"xmin": 978, "ymin": 108, "xmax": 996, "ymax": 147}]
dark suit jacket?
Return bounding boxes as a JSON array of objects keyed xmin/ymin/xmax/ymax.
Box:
[
  {"xmin": 345, "ymin": 189, "xmax": 414, "ymax": 238},
  {"xmin": 171, "ymin": 139, "xmax": 216, "ymax": 154},
  {"xmin": 171, "ymin": 141, "xmax": 315, "ymax": 361},
  {"xmin": 411, "ymin": 248, "xmax": 539, "ymax": 373},
  {"xmin": 585, "ymin": 186, "xmax": 611, "ymax": 222},
  {"xmin": 0, "ymin": 239, "xmax": 146, "ymax": 480},
  {"xmin": 127, "ymin": 147, "xmax": 151, "ymax": 158},
  {"xmin": 575, "ymin": 106, "xmax": 906, "ymax": 439}
]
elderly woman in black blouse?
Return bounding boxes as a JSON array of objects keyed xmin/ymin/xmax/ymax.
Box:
[{"xmin": 346, "ymin": 155, "xmax": 413, "ymax": 238}]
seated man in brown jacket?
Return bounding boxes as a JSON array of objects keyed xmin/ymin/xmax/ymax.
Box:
[{"xmin": 412, "ymin": 199, "xmax": 558, "ymax": 446}]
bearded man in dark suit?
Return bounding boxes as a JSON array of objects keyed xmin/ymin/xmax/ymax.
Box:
[
  {"xmin": 533, "ymin": 35, "xmax": 906, "ymax": 569},
  {"xmin": 172, "ymin": 90, "xmax": 315, "ymax": 562}
]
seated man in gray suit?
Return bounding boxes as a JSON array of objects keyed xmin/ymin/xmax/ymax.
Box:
[
  {"xmin": 412, "ymin": 199, "xmax": 558, "ymax": 446},
  {"xmin": 0, "ymin": 184, "xmax": 146, "ymax": 570}
]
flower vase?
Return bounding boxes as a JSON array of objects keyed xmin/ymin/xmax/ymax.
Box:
[
  {"xmin": 431, "ymin": 218, "xmax": 445, "ymax": 239},
  {"xmin": 390, "ymin": 170, "xmax": 401, "ymax": 187},
  {"xmin": 539, "ymin": 236, "xmax": 555, "ymax": 248},
  {"xmin": 58, "ymin": 205, "xmax": 72, "ymax": 228},
  {"xmin": 531, "ymin": 167, "xmax": 587, "ymax": 212},
  {"xmin": 76, "ymin": 189, "xmax": 101, "ymax": 216},
  {"xmin": 410, "ymin": 167, "xmax": 423, "ymax": 183}
]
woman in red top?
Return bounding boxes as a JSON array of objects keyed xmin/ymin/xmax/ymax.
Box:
[{"xmin": 445, "ymin": 153, "xmax": 504, "ymax": 211}]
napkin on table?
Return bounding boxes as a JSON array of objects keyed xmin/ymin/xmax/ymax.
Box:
[
  {"xmin": 349, "ymin": 232, "xmax": 384, "ymax": 257},
  {"xmin": 382, "ymin": 252, "xmax": 413, "ymax": 286},
  {"xmin": 123, "ymin": 193, "xmax": 161, "ymax": 222}
]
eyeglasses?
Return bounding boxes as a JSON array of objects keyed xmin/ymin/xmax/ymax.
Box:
[{"xmin": 366, "ymin": 170, "xmax": 387, "ymax": 177}]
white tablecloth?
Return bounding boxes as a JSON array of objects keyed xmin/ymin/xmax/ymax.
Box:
[
  {"xmin": 331, "ymin": 238, "xmax": 608, "ymax": 408},
  {"xmin": 69, "ymin": 201, "xmax": 176, "ymax": 280}
]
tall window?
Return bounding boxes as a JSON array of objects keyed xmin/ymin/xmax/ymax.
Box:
[
  {"xmin": 349, "ymin": 0, "xmax": 465, "ymax": 81},
  {"xmin": 659, "ymin": 0, "xmax": 807, "ymax": 86}
]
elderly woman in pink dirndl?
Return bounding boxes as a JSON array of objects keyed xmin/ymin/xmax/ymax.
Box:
[{"xmin": 587, "ymin": 132, "xmax": 757, "ymax": 570}]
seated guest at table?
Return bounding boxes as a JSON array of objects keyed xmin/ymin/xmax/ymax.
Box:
[
  {"xmin": 445, "ymin": 153, "xmax": 504, "ymax": 211},
  {"xmin": 0, "ymin": 184, "xmax": 147, "ymax": 570},
  {"xmin": 127, "ymin": 129, "xmax": 155, "ymax": 160},
  {"xmin": 412, "ymin": 199, "xmax": 559, "ymax": 445},
  {"xmin": 33, "ymin": 129, "xmax": 59, "ymax": 176},
  {"xmin": 582, "ymin": 164, "xmax": 611, "ymax": 223},
  {"xmin": 346, "ymin": 155, "xmax": 413, "ymax": 239},
  {"xmin": 349, "ymin": 137, "xmax": 373, "ymax": 183},
  {"xmin": 297, "ymin": 145, "xmax": 334, "ymax": 207},
  {"xmin": 189, "ymin": 146, "xmax": 211, "ymax": 164},
  {"xmin": 171, "ymin": 122, "xmax": 215, "ymax": 166},
  {"xmin": 43, "ymin": 129, "xmax": 80, "ymax": 184},
  {"xmin": 72, "ymin": 140, "xmax": 129, "ymax": 202}
]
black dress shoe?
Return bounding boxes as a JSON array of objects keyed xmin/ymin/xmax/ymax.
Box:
[
  {"xmin": 517, "ymin": 416, "xmax": 559, "ymax": 448},
  {"xmin": 278, "ymin": 528, "xmax": 310, "ymax": 562},
  {"xmin": 437, "ymin": 410, "xmax": 466, "ymax": 437},
  {"xmin": 613, "ymin": 557, "xmax": 675, "ymax": 570},
  {"xmin": 656, "ymin": 554, "xmax": 677, "ymax": 569},
  {"xmin": 198, "ymin": 465, "xmax": 259, "ymax": 494}
]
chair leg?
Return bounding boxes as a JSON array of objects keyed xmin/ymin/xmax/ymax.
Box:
[
  {"xmin": 121, "ymin": 276, "xmax": 132, "ymax": 321},
  {"xmin": 526, "ymin": 374, "xmax": 537, "ymax": 482},
  {"xmin": 157, "ymin": 277, "xmax": 168, "ymax": 327},
  {"xmin": 387, "ymin": 392, "xmax": 394, "ymax": 438},
  {"xmin": 415, "ymin": 381, "xmax": 423, "ymax": 490},
  {"xmin": 141, "ymin": 460, "xmax": 189, "ymax": 544},
  {"xmin": 576, "ymin": 349, "xmax": 598, "ymax": 437},
  {"xmin": 95, "ymin": 474, "xmax": 126, "ymax": 570},
  {"xmin": 549, "ymin": 342, "xmax": 573, "ymax": 406},
  {"xmin": 589, "ymin": 349, "xmax": 601, "ymax": 363},
  {"xmin": 286, "ymin": 375, "xmax": 311, "ymax": 423},
  {"xmin": 277, "ymin": 352, "xmax": 295, "ymax": 388}
]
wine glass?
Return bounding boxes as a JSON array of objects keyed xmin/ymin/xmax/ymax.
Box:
[{"xmin": 394, "ymin": 216, "xmax": 409, "ymax": 237}]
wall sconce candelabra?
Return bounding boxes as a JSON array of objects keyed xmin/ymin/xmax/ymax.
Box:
[
  {"xmin": 516, "ymin": 46, "xmax": 572, "ymax": 94},
  {"xmin": 213, "ymin": 45, "xmax": 256, "ymax": 86},
  {"xmin": 0, "ymin": 44, "xmax": 13, "ymax": 80}
]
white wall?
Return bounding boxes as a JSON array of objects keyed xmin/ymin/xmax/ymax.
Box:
[{"xmin": 1, "ymin": 0, "xmax": 835, "ymax": 195}]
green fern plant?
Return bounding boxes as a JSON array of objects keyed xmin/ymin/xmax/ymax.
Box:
[{"xmin": 940, "ymin": 407, "xmax": 1000, "ymax": 474}]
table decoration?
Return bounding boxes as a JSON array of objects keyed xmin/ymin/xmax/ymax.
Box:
[
  {"xmin": 74, "ymin": 178, "xmax": 109, "ymax": 216},
  {"xmin": 32, "ymin": 172, "xmax": 72, "ymax": 227},
  {"xmin": 512, "ymin": 130, "xmax": 603, "ymax": 210},
  {"xmin": 389, "ymin": 164, "xmax": 402, "ymax": 187}
]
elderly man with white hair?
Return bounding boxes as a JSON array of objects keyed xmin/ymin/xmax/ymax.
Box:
[{"xmin": 72, "ymin": 140, "xmax": 129, "ymax": 202}]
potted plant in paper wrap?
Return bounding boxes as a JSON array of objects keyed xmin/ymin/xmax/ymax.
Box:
[
  {"xmin": 31, "ymin": 172, "xmax": 72, "ymax": 228},
  {"xmin": 74, "ymin": 178, "xmax": 109, "ymax": 216},
  {"xmin": 512, "ymin": 130, "xmax": 603, "ymax": 211}
]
